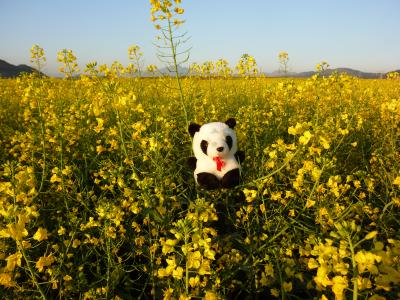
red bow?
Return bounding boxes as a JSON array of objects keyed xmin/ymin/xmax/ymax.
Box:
[{"xmin": 213, "ymin": 156, "xmax": 225, "ymax": 171}]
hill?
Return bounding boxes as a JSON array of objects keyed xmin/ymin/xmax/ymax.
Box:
[
  {"xmin": 0, "ymin": 59, "xmax": 44, "ymax": 77},
  {"xmin": 267, "ymin": 68, "xmax": 388, "ymax": 79}
]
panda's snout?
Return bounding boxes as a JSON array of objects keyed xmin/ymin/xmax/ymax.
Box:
[{"xmin": 217, "ymin": 146, "xmax": 224, "ymax": 152}]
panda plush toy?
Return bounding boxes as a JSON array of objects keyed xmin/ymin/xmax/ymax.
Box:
[{"xmin": 187, "ymin": 118, "xmax": 245, "ymax": 189}]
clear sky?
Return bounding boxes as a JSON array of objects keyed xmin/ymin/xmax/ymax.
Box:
[{"xmin": 1, "ymin": 0, "xmax": 399, "ymax": 76}]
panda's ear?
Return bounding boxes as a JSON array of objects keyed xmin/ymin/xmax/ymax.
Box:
[
  {"xmin": 225, "ymin": 118, "xmax": 236, "ymax": 129},
  {"xmin": 188, "ymin": 123, "xmax": 201, "ymax": 137}
]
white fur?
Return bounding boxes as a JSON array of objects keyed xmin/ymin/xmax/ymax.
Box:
[{"xmin": 192, "ymin": 122, "xmax": 240, "ymax": 181}]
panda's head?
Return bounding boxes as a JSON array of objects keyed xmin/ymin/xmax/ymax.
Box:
[{"xmin": 189, "ymin": 118, "xmax": 238, "ymax": 159}]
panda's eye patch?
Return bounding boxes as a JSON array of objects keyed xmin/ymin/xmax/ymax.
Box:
[
  {"xmin": 226, "ymin": 136, "xmax": 233, "ymax": 149},
  {"xmin": 200, "ymin": 140, "xmax": 208, "ymax": 155}
]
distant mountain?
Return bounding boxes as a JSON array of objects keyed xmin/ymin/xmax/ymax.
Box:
[
  {"xmin": 0, "ymin": 59, "xmax": 44, "ymax": 78},
  {"xmin": 157, "ymin": 65, "xmax": 190, "ymax": 76},
  {"xmin": 266, "ymin": 68, "xmax": 391, "ymax": 79},
  {"xmin": 1, "ymin": 59, "xmax": 398, "ymax": 79}
]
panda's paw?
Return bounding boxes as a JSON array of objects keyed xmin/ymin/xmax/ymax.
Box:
[
  {"xmin": 235, "ymin": 150, "xmax": 245, "ymax": 163},
  {"xmin": 197, "ymin": 172, "xmax": 220, "ymax": 190},
  {"xmin": 221, "ymin": 168, "xmax": 240, "ymax": 188},
  {"xmin": 187, "ymin": 157, "xmax": 197, "ymax": 170}
]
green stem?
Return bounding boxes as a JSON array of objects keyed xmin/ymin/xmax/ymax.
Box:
[
  {"xmin": 106, "ymin": 225, "xmax": 112, "ymax": 300},
  {"xmin": 273, "ymin": 250, "xmax": 285, "ymax": 300},
  {"xmin": 167, "ymin": 18, "xmax": 189, "ymax": 128},
  {"xmin": 35, "ymin": 83, "xmax": 47, "ymax": 196},
  {"xmin": 17, "ymin": 240, "xmax": 47, "ymax": 300},
  {"xmin": 184, "ymin": 232, "xmax": 189, "ymax": 295},
  {"xmin": 348, "ymin": 236, "xmax": 358, "ymax": 300}
]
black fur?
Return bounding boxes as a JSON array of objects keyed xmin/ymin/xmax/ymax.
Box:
[
  {"xmin": 225, "ymin": 118, "xmax": 236, "ymax": 129},
  {"xmin": 221, "ymin": 168, "xmax": 240, "ymax": 188},
  {"xmin": 187, "ymin": 157, "xmax": 197, "ymax": 170},
  {"xmin": 188, "ymin": 118, "xmax": 245, "ymax": 189},
  {"xmin": 197, "ymin": 172, "xmax": 220, "ymax": 190},
  {"xmin": 226, "ymin": 136, "xmax": 233, "ymax": 150},
  {"xmin": 235, "ymin": 150, "xmax": 245, "ymax": 163},
  {"xmin": 200, "ymin": 140, "xmax": 208, "ymax": 155},
  {"xmin": 188, "ymin": 123, "xmax": 201, "ymax": 137}
]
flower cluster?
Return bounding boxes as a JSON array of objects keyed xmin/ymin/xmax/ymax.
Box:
[{"xmin": 0, "ymin": 45, "xmax": 399, "ymax": 299}]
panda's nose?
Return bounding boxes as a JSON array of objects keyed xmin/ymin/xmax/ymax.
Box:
[{"xmin": 217, "ymin": 147, "xmax": 224, "ymax": 152}]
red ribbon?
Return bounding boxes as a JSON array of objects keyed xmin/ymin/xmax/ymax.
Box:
[{"xmin": 213, "ymin": 156, "xmax": 225, "ymax": 171}]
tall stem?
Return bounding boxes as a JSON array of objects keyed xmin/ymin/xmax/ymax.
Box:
[
  {"xmin": 348, "ymin": 237, "xmax": 358, "ymax": 300},
  {"xmin": 167, "ymin": 18, "xmax": 189, "ymax": 127}
]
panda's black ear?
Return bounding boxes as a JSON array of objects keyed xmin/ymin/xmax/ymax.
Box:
[
  {"xmin": 225, "ymin": 118, "xmax": 236, "ymax": 129},
  {"xmin": 188, "ymin": 123, "xmax": 201, "ymax": 137}
]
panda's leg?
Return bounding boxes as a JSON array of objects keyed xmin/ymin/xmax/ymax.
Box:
[
  {"xmin": 197, "ymin": 172, "xmax": 220, "ymax": 190},
  {"xmin": 221, "ymin": 168, "xmax": 240, "ymax": 188}
]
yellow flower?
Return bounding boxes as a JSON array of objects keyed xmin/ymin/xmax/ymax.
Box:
[
  {"xmin": 283, "ymin": 281, "xmax": 292, "ymax": 292},
  {"xmin": 189, "ymin": 276, "xmax": 200, "ymax": 288},
  {"xmin": 331, "ymin": 276, "xmax": 348, "ymax": 300},
  {"xmin": 96, "ymin": 145, "xmax": 106, "ymax": 154},
  {"xmin": 0, "ymin": 273, "xmax": 15, "ymax": 287},
  {"xmin": 204, "ymin": 247, "xmax": 216, "ymax": 260},
  {"xmin": 173, "ymin": 19, "xmax": 185, "ymax": 26},
  {"xmin": 364, "ymin": 231, "xmax": 378, "ymax": 240},
  {"xmin": 72, "ymin": 239, "xmax": 81, "ymax": 248},
  {"xmin": 305, "ymin": 199, "xmax": 316, "ymax": 208},
  {"xmin": 174, "ymin": 7, "xmax": 184, "ymax": 14},
  {"xmin": 299, "ymin": 131, "xmax": 312, "ymax": 145},
  {"xmin": 288, "ymin": 126, "xmax": 297, "ymax": 135},
  {"xmin": 50, "ymin": 173, "xmax": 62, "ymax": 183},
  {"xmin": 204, "ymin": 291, "xmax": 218, "ymax": 300},
  {"xmin": 354, "ymin": 250, "xmax": 381, "ymax": 274},
  {"xmin": 63, "ymin": 275, "xmax": 73, "ymax": 282},
  {"xmin": 162, "ymin": 239, "xmax": 177, "ymax": 254},
  {"xmin": 94, "ymin": 118, "xmax": 105, "ymax": 133},
  {"xmin": 33, "ymin": 227, "xmax": 48, "ymax": 241},
  {"xmin": 158, "ymin": 268, "xmax": 168, "ymax": 278},
  {"xmin": 36, "ymin": 255, "xmax": 55, "ymax": 272},
  {"xmin": 278, "ymin": 51, "xmax": 288, "ymax": 60},
  {"xmin": 393, "ymin": 176, "xmax": 400, "ymax": 186},
  {"xmin": 319, "ymin": 137, "xmax": 330, "ymax": 149},
  {"xmin": 172, "ymin": 266, "xmax": 183, "ymax": 279},
  {"xmin": 187, "ymin": 250, "xmax": 201, "ymax": 269},
  {"xmin": 5, "ymin": 252, "xmax": 22, "ymax": 271},
  {"xmin": 314, "ymin": 265, "xmax": 332, "ymax": 287},
  {"xmin": 270, "ymin": 288, "xmax": 279, "ymax": 297},
  {"xmin": 307, "ymin": 258, "xmax": 319, "ymax": 269},
  {"xmin": 163, "ymin": 288, "xmax": 174, "ymax": 300},
  {"xmin": 339, "ymin": 128, "xmax": 349, "ymax": 135},
  {"xmin": 6, "ymin": 220, "xmax": 28, "ymax": 241},
  {"xmin": 58, "ymin": 226, "xmax": 66, "ymax": 235},
  {"xmin": 198, "ymin": 259, "xmax": 211, "ymax": 275},
  {"xmin": 243, "ymin": 188, "xmax": 257, "ymax": 202},
  {"xmin": 265, "ymin": 263, "xmax": 274, "ymax": 276}
]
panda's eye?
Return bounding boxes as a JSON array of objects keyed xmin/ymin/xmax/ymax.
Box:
[
  {"xmin": 200, "ymin": 140, "xmax": 208, "ymax": 155},
  {"xmin": 226, "ymin": 136, "xmax": 233, "ymax": 149}
]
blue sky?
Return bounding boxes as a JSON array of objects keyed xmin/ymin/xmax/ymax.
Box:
[{"xmin": 1, "ymin": 0, "xmax": 399, "ymax": 75}]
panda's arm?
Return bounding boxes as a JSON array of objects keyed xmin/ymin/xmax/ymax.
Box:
[
  {"xmin": 187, "ymin": 157, "xmax": 197, "ymax": 170},
  {"xmin": 235, "ymin": 150, "xmax": 245, "ymax": 163}
]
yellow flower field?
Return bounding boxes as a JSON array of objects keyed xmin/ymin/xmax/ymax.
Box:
[
  {"xmin": 1, "ymin": 61, "xmax": 400, "ymax": 299},
  {"xmin": 1, "ymin": 1, "xmax": 400, "ymax": 298}
]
